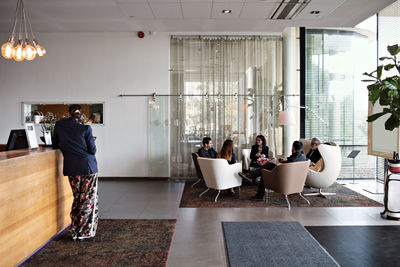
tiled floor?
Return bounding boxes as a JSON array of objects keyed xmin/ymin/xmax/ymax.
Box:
[{"xmin": 98, "ymin": 179, "xmax": 400, "ymax": 267}]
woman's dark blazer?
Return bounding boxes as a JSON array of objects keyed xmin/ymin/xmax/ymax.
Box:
[
  {"xmin": 53, "ymin": 118, "xmax": 98, "ymax": 176},
  {"xmin": 250, "ymin": 144, "xmax": 269, "ymax": 165}
]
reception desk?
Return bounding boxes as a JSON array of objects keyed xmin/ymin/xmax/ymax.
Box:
[{"xmin": 0, "ymin": 147, "xmax": 73, "ymax": 267}]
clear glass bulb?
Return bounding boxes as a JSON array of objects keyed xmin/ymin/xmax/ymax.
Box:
[
  {"xmin": 35, "ymin": 44, "xmax": 46, "ymax": 57},
  {"xmin": 1, "ymin": 41, "xmax": 14, "ymax": 59},
  {"xmin": 12, "ymin": 41, "xmax": 25, "ymax": 61},
  {"xmin": 25, "ymin": 43, "xmax": 37, "ymax": 61}
]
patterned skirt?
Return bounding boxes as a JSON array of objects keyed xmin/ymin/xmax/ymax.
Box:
[{"xmin": 68, "ymin": 173, "xmax": 99, "ymax": 240}]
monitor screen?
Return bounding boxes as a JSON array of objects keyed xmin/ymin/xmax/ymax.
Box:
[{"xmin": 5, "ymin": 129, "xmax": 28, "ymax": 151}]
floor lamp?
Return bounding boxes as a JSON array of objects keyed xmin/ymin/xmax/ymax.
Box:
[{"xmin": 277, "ymin": 106, "xmax": 329, "ymax": 141}]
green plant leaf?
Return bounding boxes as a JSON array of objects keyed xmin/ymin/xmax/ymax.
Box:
[
  {"xmin": 384, "ymin": 64, "xmax": 395, "ymax": 71},
  {"xmin": 367, "ymin": 110, "xmax": 389, "ymax": 122},
  {"xmin": 385, "ymin": 114, "xmax": 400, "ymax": 131},
  {"xmin": 364, "ymin": 44, "xmax": 400, "ymax": 131},
  {"xmin": 367, "ymin": 83, "xmax": 380, "ymax": 91},
  {"xmin": 384, "ymin": 79, "xmax": 398, "ymax": 90},
  {"xmin": 377, "ymin": 65, "xmax": 383, "ymax": 79},
  {"xmin": 388, "ymin": 44, "xmax": 400, "ymax": 56},
  {"xmin": 387, "ymin": 75, "xmax": 400, "ymax": 80},
  {"xmin": 394, "ymin": 101, "xmax": 400, "ymax": 109},
  {"xmin": 369, "ymin": 87, "xmax": 381, "ymax": 104},
  {"xmin": 379, "ymin": 89, "xmax": 392, "ymax": 105},
  {"xmin": 388, "ymin": 88, "xmax": 399, "ymax": 98}
]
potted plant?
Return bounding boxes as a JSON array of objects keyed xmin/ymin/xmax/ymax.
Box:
[
  {"xmin": 364, "ymin": 44, "xmax": 400, "ymax": 220},
  {"xmin": 363, "ymin": 44, "xmax": 400, "ymax": 131},
  {"xmin": 40, "ymin": 112, "xmax": 56, "ymax": 144}
]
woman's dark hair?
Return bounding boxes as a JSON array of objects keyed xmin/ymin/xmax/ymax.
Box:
[
  {"xmin": 69, "ymin": 104, "xmax": 82, "ymax": 120},
  {"xmin": 255, "ymin": 135, "xmax": 266, "ymax": 148},
  {"xmin": 218, "ymin": 139, "xmax": 233, "ymax": 161}
]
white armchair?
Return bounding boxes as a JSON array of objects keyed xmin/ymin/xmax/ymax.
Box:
[
  {"xmin": 197, "ymin": 158, "xmax": 242, "ymax": 202},
  {"xmin": 304, "ymin": 143, "xmax": 342, "ymax": 198},
  {"xmin": 300, "ymin": 139, "xmax": 311, "ymax": 156}
]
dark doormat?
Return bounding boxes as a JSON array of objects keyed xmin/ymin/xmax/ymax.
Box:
[
  {"xmin": 20, "ymin": 219, "xmax": 177, "ymax": 267},
  {"xmin": 306, "ymin": 226, "xmax": 400, "ymax": 267},
  {"xmin": 180, "ymin": 181, "xmax": 382, "ymax": 208},
  {"xmin": 222, "ymin": 221, "xmax": 339, "ymax": 267}
]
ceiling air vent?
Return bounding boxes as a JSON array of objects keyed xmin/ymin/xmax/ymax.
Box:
[{"xmin": 270, "ymin": 0, "xmax": 311, "ymax": 20}]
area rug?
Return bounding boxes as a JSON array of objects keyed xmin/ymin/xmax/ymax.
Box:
[
  {"xmin": 21, "ymin": 219, "xmax": 177, "ymax": 267},
  {"xmin": 306, "ymin": 226, "xmax": 400, "ymax": 267},
  {"xmin": 222, "ymin": 221, "xmax": 339, "ymax": 267},
  {"xmin": 179, "ymin": 181, "xmax": 382, "ymax": 208}
]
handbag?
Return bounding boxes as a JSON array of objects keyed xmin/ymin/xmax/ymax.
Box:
[{"xmin": 257, "ymin": 156, "xmax": 274, "ymax": 166}]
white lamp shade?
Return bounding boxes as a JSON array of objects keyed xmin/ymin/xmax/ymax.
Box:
[{"xmin": 277, "ymin": 110, "xmax": 296, "ymax": 126}]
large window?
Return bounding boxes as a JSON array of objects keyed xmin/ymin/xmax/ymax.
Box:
[{"xmin": 304, "ymin": 23, "xmax": 381, "ymax": 179}]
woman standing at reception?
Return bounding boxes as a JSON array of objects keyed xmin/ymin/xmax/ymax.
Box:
[{"xmin": 53, "ymin": 104, "xmax": 99, "ymax": 241}]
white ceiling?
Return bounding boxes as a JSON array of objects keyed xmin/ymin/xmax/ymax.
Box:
[{"xmin": 0, "ymin": 0, "xmax": 395, "ymax": 33}]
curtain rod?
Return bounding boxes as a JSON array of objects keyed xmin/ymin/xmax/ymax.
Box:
[
  {"xmin": 118, "ymin": 93, "xmax": 300, "ymax": 97},
  {"xmin": 170, "ymin": 35, "xmax": 282, "ymax": 39}
]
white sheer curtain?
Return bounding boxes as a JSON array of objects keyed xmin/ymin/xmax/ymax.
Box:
[{"xmin": 170, "ymin": 36, "xmax": 283, "ymax": 178}]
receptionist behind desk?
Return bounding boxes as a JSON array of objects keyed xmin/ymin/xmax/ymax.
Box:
[{"xmin": 53, "ymin": 104, "xmax": 99, "ymax": 241}]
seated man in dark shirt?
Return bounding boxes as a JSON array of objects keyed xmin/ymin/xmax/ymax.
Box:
[
  {"xmin": 253, "ymin": 140, "xmax": 306, "ymax": 199},
  {"xmin": 197, "ymin": 137, "xmax": 218, "ymax": 158},
  {"xmin": 306, "ymin": 137, "xmax": 322, "ymax": 165}
]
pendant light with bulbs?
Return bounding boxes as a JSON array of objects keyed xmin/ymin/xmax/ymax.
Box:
[{"xmin": 1, "ymin": 0, "xmax": 46, "ymax": 61}]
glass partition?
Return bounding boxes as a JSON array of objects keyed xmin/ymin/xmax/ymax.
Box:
[{"xmin": 148, "ymin": 97, "xmax": 170, "ymax": 177}]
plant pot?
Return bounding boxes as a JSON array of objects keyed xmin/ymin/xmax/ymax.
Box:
[{"xmin": 388, "ymin": 159, "xmax": 400, "ymax": 173}]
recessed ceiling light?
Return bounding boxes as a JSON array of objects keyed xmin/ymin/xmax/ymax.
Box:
[
  {"xmin": 222, "ymin": 10, "xmax": 231, "ymax": 14},
  {"xmin": 129, "ymin": 16, "xmax": 135, "ymax": 19},
  {"xmin": 310, "ymin": 10, "xmax": 320, "ymax": 14}
]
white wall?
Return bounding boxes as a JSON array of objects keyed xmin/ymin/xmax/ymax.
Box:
[{"xmin": 0, "ymin": 32, "xmax": 170, "ymax": 177}]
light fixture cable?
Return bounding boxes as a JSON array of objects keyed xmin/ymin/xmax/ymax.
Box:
[{"xmin": 9, "ymin": 0, "xmax": 20, "ymax": 43}]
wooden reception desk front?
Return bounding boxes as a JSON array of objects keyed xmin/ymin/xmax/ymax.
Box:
[{"xmin": 0, "ymin": 147, "xmax": 73, "ymax": 267}]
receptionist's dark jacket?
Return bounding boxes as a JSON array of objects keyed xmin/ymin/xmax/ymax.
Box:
[{"xmin": 53, "ymin": 118, "xmax": 98, "ymax": 176}]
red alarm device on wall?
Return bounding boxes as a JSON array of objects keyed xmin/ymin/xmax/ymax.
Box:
[{"xmin": 138, "ymin": 31, "xmax": 145, "ymax": 38}]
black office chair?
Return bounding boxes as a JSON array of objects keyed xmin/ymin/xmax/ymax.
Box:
[{"xmin": 191, "ymin": 152, "xmax": 204, "ymax": 187}]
